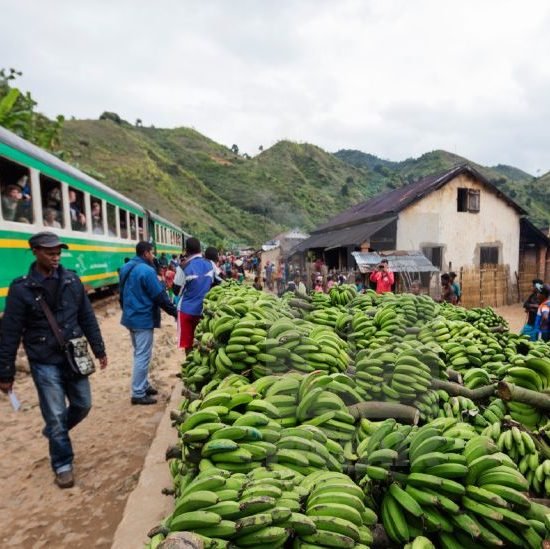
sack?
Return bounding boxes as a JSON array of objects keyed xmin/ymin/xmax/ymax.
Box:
[{"xmin": 65, "ymin": 336, "xmax": 96, "ymax": 376}]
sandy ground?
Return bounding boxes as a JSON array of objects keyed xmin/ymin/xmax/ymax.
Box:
[
  {"xmin": 494, "ymin": 303, "xmax": 525, "ymax": 334},
  {"xmin": 0, "ymin": 300, "xmax": 527, "ymax": 549},
  {"xmin": 0, "ymin": 297, "xmax": 183, "ymax": 549}
]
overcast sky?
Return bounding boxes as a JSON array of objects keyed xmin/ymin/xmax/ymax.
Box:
[{"xmin": 2, "ymin": 0, "xmax": 549, "ymax": 174}]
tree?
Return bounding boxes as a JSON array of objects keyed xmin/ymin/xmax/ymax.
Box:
[
  {"xmin": 135, "ymin": 118, "xmax": 142, "ymax": 127},
  {"xmin": 259, "ymin": 145, "xmax": 264, "ymax": 152},
  {"xmin": 231, "ymin": 144, "xmax": 239, "ymax": 155},
  {"xmin": 340, "ymin": 183, "xmax": 349, "ymax": 196},
  {"xmin": 0, "ymin": 68, "xmax": 64, "ymax": 151},
  {"xmin": 99, "ymin": 111, "xmax": 122, "ymax": 124}
]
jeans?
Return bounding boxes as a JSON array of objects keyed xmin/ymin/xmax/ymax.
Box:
[
  {"xmin": 129, "ymin": 328, "xmax": 154, "ymax": 398},
  {"xmin": 31, "ymin": 363, "xmax": 92, "ymax": 473}
]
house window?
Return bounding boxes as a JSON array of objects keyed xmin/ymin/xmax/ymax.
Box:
[
  {"xmin": 422, "ymin": 246, "xmax": 443, "ymax": 270},
  {"xmin": 480, "ymin": 246, "xmax": 499, "ymax": 265},
  {"xmin": 457, "ymin": 188, "xmax": 480, "ymax": 213}
]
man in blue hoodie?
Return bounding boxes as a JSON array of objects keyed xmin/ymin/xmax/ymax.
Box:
[
  {"xmin": 174, "ymin": 238, "xmax": 214, "ymax": 353},
  {"xmin": 119, "ymin": 241, "xmax": 177, "ymax": 405}
]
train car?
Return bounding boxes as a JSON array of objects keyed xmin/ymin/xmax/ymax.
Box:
[
  {"xmin": 0, "ymin": 125, "xmax": 186, "ymax": 313},
  {"xmin": 148, "ymin": 210, "xmax": 187, "ymax": 259}
]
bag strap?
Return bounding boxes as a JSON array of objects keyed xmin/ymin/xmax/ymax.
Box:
[
  {"xmin": 119, "ymin": 262, "xmax": 138, "ymax": 303},
  {"xmin": 37, "ymin": 295, "xmax": 67, "ymax": 350}
]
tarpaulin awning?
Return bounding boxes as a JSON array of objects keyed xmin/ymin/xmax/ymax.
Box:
[
  {"xmin": 291, "ymin": 217, "xmax": 396, "ymax": 253},
  {"xmin": 352, "ymin": 250, "xmax": 439, "ymax": 274}
]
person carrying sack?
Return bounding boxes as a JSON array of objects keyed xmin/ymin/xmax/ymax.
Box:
[{"xmin": 0, "ymin": 231, "xmax": 107, "ymax": 489}]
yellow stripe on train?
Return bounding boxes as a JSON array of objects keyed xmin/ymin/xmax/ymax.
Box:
[{"xmin": 0, "ymin": 238, "xmax": 135, "ymax": 253}]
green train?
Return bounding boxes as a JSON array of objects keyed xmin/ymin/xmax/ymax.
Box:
[{"xmin": 0, "ymin": 125, "xmax": 188, "ymax": 313}]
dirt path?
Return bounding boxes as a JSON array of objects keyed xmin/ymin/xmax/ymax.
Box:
[
  {"xmin": 494, "ymin": 303, "xmax": 526, "ymax": 334},
  {"xmin": 0, "ymin": 298, "xmax": 182, "ymax": 548}
]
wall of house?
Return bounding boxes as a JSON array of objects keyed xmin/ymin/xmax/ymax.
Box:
[{"xmin": 396, "ymin": 173, "xmax": 521, "ymax": 275}]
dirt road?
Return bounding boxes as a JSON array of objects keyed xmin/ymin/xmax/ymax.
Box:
[{"xmin": 0, "ymin": 298, "xmax": 182, "ymax": 548}]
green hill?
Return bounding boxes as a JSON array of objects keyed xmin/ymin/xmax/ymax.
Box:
[
  {"xmin": 60, "ymin": 121, "xmax": 549, "ymax": 247},
  {"xmin": 335, "ymin": 149, "xmax": 549, "ymax": 226},
  {"xmin": 61, "ymin": 120, "xmax": 382, "ymax": 247}
]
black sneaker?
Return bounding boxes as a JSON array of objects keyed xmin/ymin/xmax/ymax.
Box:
[
  {"xmin": 55, "ymin": 470, "xmax": 75, "ymax": 489},
  {"xmin": 131, "ymin": 395, "xmax": 157, "ymax": 405},
  {"xmin": 145, "ymin": 386, "xmax": 159, "ymax": 396}
]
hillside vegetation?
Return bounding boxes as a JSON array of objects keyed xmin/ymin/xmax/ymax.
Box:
[
  {"xmin": 61, "ymin": 120, "xmax": 381, "ymax": 246},
  {"xmin": 59, "ymin": 122, "xmax": 549, "ymax": 246}
]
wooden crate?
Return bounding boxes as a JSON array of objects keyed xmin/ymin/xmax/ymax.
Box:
[{"xmin": 459, "ymin": 264, "xmax": 511, "ymax": 308}]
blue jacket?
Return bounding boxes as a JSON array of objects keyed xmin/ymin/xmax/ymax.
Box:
[
  {"xmin": 177, "ymin": 256, "xmax": 214, "ymax": 316},
  {"xmin": 119, "ymin": 256, "xmax": 177, "ymax": 329}
]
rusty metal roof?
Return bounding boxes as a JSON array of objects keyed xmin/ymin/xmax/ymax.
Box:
[
  {"xmin": 352, "ymin": 250, "xmax": 439, "ymax": 273},
  {"xmin": 291, "ymin": 217, "xmax": 396, "ymax": 253},
  {"xmin": 315, "ymin": 164, "xmax": 526, "ymax": 232}
]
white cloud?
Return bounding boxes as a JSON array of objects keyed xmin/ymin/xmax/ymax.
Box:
[{"xmin": 1, "ymin": 0, "xmax": 550, "ymax": 173}]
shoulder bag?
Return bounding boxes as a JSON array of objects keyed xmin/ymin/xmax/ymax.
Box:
[{"xmin": 37, "ymin": 295, "xmax": 95, "ymax": 376}]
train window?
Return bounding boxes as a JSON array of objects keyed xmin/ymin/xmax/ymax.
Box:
[
  {"xmin": 0, "ymin": 156, "xmax": 33, "ymax": 223},
  {"xmin": 40, "ymin": 174, "xmax": 65, "ymax": 228},
  {"xmin": 138, "ymin": 216, "xmax": 144, "ymax": 240},
  {"xmin": 90, "ymin": 196, "xmax": 104, "ymax": 234},
  {"xmin": 130, "ymin": 214, "xmax": 137, "ymax": 240},
  {"xmin": 68, "ymin": 187, "xmax": 86, "ymax": 231},
  {"xmin": 120, "ymin": 208, "xmax": 128, "ymax": 238},
  {"xmin": 107, "ymin": 203, "xmax": 117, "ymax": 236}
]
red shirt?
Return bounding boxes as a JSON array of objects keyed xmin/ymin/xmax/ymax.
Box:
[
  {"xmin": 164, "ymin": 269, "xmax": 175, "ymax": 289},
  {"xmin": 370, "ymin": 270, "xmax": 394, "ymax": 293}
]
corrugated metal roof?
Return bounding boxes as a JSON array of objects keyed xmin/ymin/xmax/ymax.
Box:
[
  {"xmin": 315, "ymin": 164, "xmax": 526, "ymax": 232},
  {"xmin": 291, "ymin": 217, "xmax": 396, "ymax": 253},
  {"xmin": 352, "ymin": 250, "xmax": 439, "ymax": 273}
]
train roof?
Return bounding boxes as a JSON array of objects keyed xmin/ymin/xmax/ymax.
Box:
[
  {"xmin": 0, "ymin": 125, "xmax": 144, "ymax": 213},
  {"xmin": 147, "ymin": 210, "xmax": 189, "ymax": 235}
]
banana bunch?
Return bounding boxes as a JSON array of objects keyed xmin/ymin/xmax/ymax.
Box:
[
  {"xmin": 347, "ymin": 310, "xmax": 377, "ymax": 352},
  {"xmin": 413, "ymin": 389, "xmax": 441, "ymax": 422},
  {"xmin": 482, "ymin": 397, "xmax": 507, "ymax": 424},
  {"xmin": 462, "ymin": 367, "xmax": 494, "ymax": 389},
  {"xmin": 531, "ymin": 459, "xmax": 550, "ymax": 496},
  {"xmin": 372, "ymin": 303, "xmax": 407, "ymax": 338},
  {"xmin": 328, "ymin": 283, "xmax": 357, "ymax": 306},
  {"xmin": 293, "ymin": 371, "xmax": 357, "ymax": 443},
  {"xmin": 304, "ymin": 306, "xmax": 344, "ymax": 328},
  {"xmin": 355, "ymin": 418, "xmax": 413, "ymax": 484},
  {"xmin": 381, "ymin": 420, "xmax": 548, "ymax": 548},
  {"xmin": 435, "ymin": 395, "xmax": 490, "ymax": 432},
  {"xmin": 309, "ymin": 290, "xmax": 332, "ymax": 309},
  {"xmin": 503, "ymin": 356, "xmax": 550, "ymax": 429},
  {"xmin": 299, "ymin": 470, "xmax": 377, "ymax": 548}
]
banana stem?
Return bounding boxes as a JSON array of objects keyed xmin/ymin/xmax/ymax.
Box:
[
  {"xmin": 446, "ymin": 368, "xmax": 463, "ymax": 383},
  {"xmin": 371, "ymin": 523, "xmax": 392, "ymax": 548},
  {"xmin": 431, "ymin": 379, "xmax": 497, "ymax": 401},
  {"xmin": 347, "ymin": 401, "xmax": 420, "ymax": 424},
  {"xmin": 497, "ymin": 381, "xmax": 550, "ymax": 411},
  {"xmin": 181, "ymin": 385, "xmax": 200, "ymax": 401}
]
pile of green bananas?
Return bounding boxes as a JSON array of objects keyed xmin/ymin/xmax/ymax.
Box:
[
  {"xmin": 436, "ymin": 393, "xmax": 490, "ymax": 432},
  {"xmin": 380, "ymin": 421, "xmax": 549, "ymax": 548}
]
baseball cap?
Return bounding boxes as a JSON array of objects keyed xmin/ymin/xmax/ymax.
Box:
[{"xmin": 28, "ymin": 231, "xmax": 69, "ymax": 249}]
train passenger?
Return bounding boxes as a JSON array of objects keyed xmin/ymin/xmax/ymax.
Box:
[
  {"xmin": 43, "ymin": 208, "xmax": 62, "ymax": 228},
  {"xmin": 69, "ymin": 190, "xmax": 86, "ymax": 231},
  {"xmin": 91, "ymin": 202, "xmax": 103, "ymax": 234},
  {"xmin": 0, "ymin": 231, "xmax": 108, "ymax": 489},
  {"xmin": 1, "ymin": 184, "xmax": 23, "ymax": 221}
]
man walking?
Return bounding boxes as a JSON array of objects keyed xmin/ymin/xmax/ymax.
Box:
[
  {"xmin": 119, "ymin": 241, "xmax": 177, "ymax": 405},
  {"xmin": 174, "ymin": 238, "xmax": 214, "ymax": 353},
  {"xmin": 0, "ymin": 232, "xmax": 108, "ymax": 488}
]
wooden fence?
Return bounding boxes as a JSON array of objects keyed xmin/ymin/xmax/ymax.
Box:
[{"xmin": 459, "ymin": 265, "xmax": 512, "ymax": 308}]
